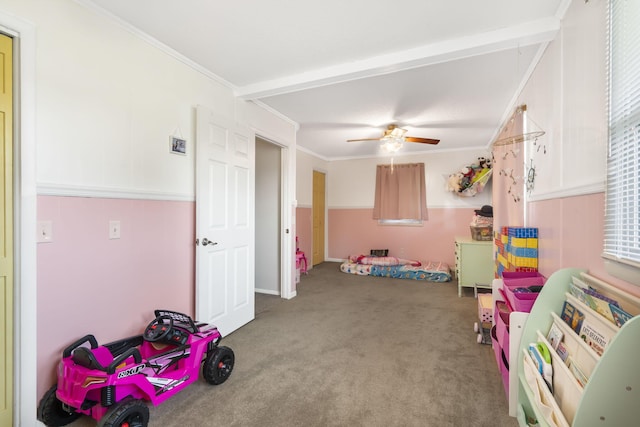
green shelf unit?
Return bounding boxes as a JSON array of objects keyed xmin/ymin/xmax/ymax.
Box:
[{"xmin": 517, "ymin": 268, "xmax": 640, "ymax": 426}]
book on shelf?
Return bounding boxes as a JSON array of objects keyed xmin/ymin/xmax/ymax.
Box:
[
  {"xmin": 546, "ymin": 323, "xmax": 564, "ymax": 350},
  {"xmin": 610, "ymin": 304, "xmax": 633, "ymax": 327},
  {"xmin": 583, "ymin": 288, "xmax": 619, "ymax": 323},
  {"xmin": 569, "ymin": 280, "xmax": 589, "ymax": 305},
  {"xmin": 555, "ymin": 341, "xmax": 570, "ymax": 363},
  {"xmin": 568, "ymin": 357, "xmax": 589, "ymax": 387},
  {"xmin": 579, "ymin": 319, "xmax": 610, "ymax": 356},
  {"xmin": 561, "ymin": 300, "xmax": 584, "ymax": 334},
  {"xmin": 529, "ymin": 342, "xmax": 553, "ymax": 392},
  {"xmin": 571, "ymin": 275, "xmax": 632, "ymax": 327}
]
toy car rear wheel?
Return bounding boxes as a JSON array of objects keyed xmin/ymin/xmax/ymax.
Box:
[
  {"xmin": 203, "ymin": 346, "xmax": 235, "ymax": 385},
  {"xmin": 97, "ymin": 399, "xmax": 149, "ymax": 427},
  {"xmin": 37, "ymin": 385, "xmax": 82, "ymax": 426}
]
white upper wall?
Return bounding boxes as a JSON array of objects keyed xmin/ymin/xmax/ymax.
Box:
[
  {"xmin": 296, "ymin": 148, "xmax": 493, "ymax": 209},
  {"xmin": 296, "ymin": 149, "xmax": 329, "ymax": 207},
  {"xmin": 3, "ymin": 0, "xmax": 295, "ymax": 199},
  {"xmin": 328, "ymin": 150, "xmax": 493, "ymax": 209},
  {"xmin": 517, "ymin": 0, "xmax": 607, "ymax": 199}
]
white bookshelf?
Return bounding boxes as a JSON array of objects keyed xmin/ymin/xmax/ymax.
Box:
[{"xmin": 516, "ymin": 268, "xmax": 640, "ymax": 426}]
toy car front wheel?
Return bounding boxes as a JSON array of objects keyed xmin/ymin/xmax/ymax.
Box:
[
  {"xmin": 97, "ymin": 399, "xmax": 149, "ymax": 427},
  {"xmin": 37, "ymin": 385, "xmax": 82, "ymax": 427},
  {"xmin": 203, "ymin": 346, "xmax": 235, "ymax": 385}
]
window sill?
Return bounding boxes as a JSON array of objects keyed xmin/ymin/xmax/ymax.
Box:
[{"xmin": 377, "ymin": 219, "xmax": 423, "ymax": 227}]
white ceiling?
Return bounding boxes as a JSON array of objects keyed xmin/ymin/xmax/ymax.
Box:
[{"xmin": 86, "ymin": 0, "xmax": 569, "ymax": 159}]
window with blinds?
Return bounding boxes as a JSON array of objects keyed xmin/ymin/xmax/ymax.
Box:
[{"xmin": 603, "ymin": 0, "xmax": 640, "ymax": 282}]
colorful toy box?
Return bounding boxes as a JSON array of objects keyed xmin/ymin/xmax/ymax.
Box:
[{"xmin": 495, "ymin": 227, "xmax": 539, "ymax": 276}]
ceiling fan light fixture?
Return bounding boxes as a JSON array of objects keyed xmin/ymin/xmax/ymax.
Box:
[
  {"xmin": 381, "ymin": 137, "xmax": 403, "ymax": 152},
  {"xmin": 389, "ymin": 126, "xmax": 407, "ymax": 138}
]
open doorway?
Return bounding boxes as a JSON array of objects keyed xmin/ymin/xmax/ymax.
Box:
[
  {"xmin": 255, "ymin": 137, "xmax": 282, "ymax": 297},
  {"xmin": 312, "ymin": 170, "xmax": 326, "ymax": 266}
]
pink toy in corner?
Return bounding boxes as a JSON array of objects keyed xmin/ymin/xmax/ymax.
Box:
[
  {"xmin": 37, "ymin": 310, "xmax": 234, "ymax": 427},
  {"xmin": 296, "ymin": 236, "xmax": 308, "ymax": 274}
]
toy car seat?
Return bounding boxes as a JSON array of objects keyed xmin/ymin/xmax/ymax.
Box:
[
  {"xmin": 71, "ymin": 345, "xmax": 142, "ymax": 375},
  {"xmin": 72, "ymin": 346, "xmax": 114, "ymax": 371}
]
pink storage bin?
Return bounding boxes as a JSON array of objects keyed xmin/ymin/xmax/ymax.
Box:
[
  {"xmin": 502, "ymin": 272, "xmax": 546, "ymax": 312},
  {"xmin": 502, "ymin": 271, "xmax": 545, "ymax": 287},
  {"xmin": 503, "ymin": 288, "xmax": 538, "ymax": 312},
  {"xmin": 500, "ymin": 348, "xmax": 510, "ymax": 396},
  {"xmin": 491, "ymin": 325, "xmax": 509, "ymax": 397},
  {"xmin": 491, "ymin": 325, "xmax": 501, "ymax": 368},
  {"xmin": 495, "ymin": 301, "xmax": 511, "ymax": 361}
]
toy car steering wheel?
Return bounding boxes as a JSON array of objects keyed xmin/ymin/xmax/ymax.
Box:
[{"xmin": 143, "ymin": 315, "xmax": 174, "ymax": 342}]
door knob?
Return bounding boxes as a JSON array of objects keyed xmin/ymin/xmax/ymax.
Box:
[{"xmin": 201, "ymin": 238, "xmax": 217, "ymax": 246}]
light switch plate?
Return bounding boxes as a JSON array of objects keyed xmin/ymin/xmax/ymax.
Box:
[
  {"xmin": 109, "ymin": 220, "xmax": 121, "ymax": 239},
  {"xmin": 37, "ymin": 221, "xmax": 53, "ymax": 243}
]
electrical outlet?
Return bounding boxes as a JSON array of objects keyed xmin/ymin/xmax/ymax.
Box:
[
  {"xmin": 109, "ymin": 220, "xmax": 121, "ymax": 239},
  {"xmin": 37, "ymin": 221, "xmax": 53, "ymax": 243}
]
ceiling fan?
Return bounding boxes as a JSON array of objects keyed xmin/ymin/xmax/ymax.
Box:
[{"xmin": 347, "ymin": 124, "xmax": 440, "ymax": 152}]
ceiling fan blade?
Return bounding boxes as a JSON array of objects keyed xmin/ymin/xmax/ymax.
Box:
[
  {"xmin": 346, "ymin": 138, "xmax": 382, "ymax": 142},
  {"xmin": 405, "ymin": 136, "xmax": 440, "ymax": 145}
]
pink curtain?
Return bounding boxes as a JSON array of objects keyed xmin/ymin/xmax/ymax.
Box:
[{"xmin": 373, "ymin": 163, "xmax": 427, "ymax": 220}]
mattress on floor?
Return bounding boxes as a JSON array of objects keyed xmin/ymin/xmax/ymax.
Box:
[
  {"xmin": 340, "ymin": 260, "xmax": 451, "ymax": 282},
  {"xmin": 340, "ymin": 262, "xmax": 373, "ymax": 276}
]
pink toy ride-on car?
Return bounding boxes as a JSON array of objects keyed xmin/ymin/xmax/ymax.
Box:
[{"xmin": 38, "ymin": 309, "xmax": 234, "ymax": 427}]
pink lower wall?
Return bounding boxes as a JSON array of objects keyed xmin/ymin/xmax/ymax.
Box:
[
  {"xmin": 529, "ymin": 192, "xmax": 640, "ymax": 297},
  {"xmin": 327, "ymin": 207, "xmax": 477, "ymax": 267},
  {"xmin": 37, "ymin": 196, "xmax": 195, "ymax": 397}
]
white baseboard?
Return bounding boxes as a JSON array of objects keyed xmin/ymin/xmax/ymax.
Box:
[{"xmin": 255, "ymin": 288, "xmax": 280, "ymax": 296}]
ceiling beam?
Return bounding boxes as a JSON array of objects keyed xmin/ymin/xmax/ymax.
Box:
[{"xmin": 236, "ymin": 17, "xmax": 560, "ymax": 100}]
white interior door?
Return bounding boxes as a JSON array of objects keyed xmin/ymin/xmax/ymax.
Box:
[{"xmin": 196, "ymin": 105, "xmax": 255, "ymax": 336}]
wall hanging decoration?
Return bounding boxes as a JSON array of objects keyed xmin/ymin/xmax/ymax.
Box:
[
  {"xmin": 170, "ymin": 127, "xmax": 187, "ymax": 155},
  {"xmin": 491, "ymin": 104, "xmax": 547, "ymax": 204},
  {"xmin": 170, "ymin": 136, "xmax": 187, "ymax": 155},
  {"xmin": 526, "ymin": 159, "xmax": 536, "ymax": 194},
  {"xmin": 492, "ymin": 105, "xmax": 545, "ymax": 147},
  {"xmin": 446, "ymin": 156, "xmax": 493, "ymax": 197}
]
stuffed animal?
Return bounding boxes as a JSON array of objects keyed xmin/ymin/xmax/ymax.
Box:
[
  {"xmin": 478, "ymin": 156, "xmax": 492, "ymax": 169},
  {"xmin": 447, "ymin": 173, "xmax": 462, "ymax": 192},
  {"xmin": 460, "ymin": 166, "xmax": 474, "ymax": 190}
]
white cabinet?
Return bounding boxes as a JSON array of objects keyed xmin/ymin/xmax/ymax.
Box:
[
  {"xmin": 455, "ymin": 237, "xmax": 494, "ymax": 297},
  {"xmin": 516, "ymin": 269, "xmax": 640, "ymax": 426}
]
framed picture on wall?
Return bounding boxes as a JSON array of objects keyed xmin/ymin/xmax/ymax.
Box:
[{"xmin": 170, "ymin": 136, "xmax": 187, "ymax": 155}]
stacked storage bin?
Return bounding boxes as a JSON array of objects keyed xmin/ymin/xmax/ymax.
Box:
[
  {"xmin": 495, "ymin": 227, "xmax": 538, "ymax": 277},
  {"xmin": 492, "ymin": 301, "xmax": 512, "ymax": 394},
  {"xmin": 492, "ymin": 271, "xmax": 547, "ymax": 398},
  {"xmin": 492, "ymin": 227, "xmax": 540, "ymax": 397}
]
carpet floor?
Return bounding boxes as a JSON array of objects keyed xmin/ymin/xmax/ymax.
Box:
[{"xmin": 69, "ymin": 262, "xmax": 517, "ymax": 426}]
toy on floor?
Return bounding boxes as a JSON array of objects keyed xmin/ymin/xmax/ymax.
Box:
[
  {"xmin": 38, "ymin": 309, "xmax": 234, "ymax": 427},
  {"xmin": 474, "ymin": 293, "xmax": 493, "ymax": 344}
]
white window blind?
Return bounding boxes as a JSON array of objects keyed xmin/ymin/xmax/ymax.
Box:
[{"xmin": 603, "ymin": 0, "xmax": 640, "ymax": 272}]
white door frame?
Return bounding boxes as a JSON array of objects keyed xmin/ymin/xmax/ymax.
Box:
[
  {"xmin": 254, "ymin": 132, "xmax": 294, "ymax": 300},
  {"xmin": 280, "ymin": 144, "xmax": 294, "ymax": 299},
  {"xmin": 0, "ymin": 12, "xmax": 38, "ymax": 427}
]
